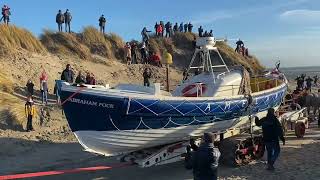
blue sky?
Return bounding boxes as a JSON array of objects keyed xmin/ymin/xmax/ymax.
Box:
[{"xmin": 2, "ymin": 0, "xmax": 320, "ymax": 67}]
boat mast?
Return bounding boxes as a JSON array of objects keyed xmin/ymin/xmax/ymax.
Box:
[{"xmin": 184, "ymin": 37, "xmax": 230, "ymax": 82}]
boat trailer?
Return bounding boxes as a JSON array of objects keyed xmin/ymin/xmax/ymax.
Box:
[{"xmin": 119, "ymin": 107, "xmax": 308, "ymax": 168}]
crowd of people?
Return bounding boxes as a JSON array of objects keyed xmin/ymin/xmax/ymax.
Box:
[
  {"xmin": 198, "ymin": 26, "xmax": 213, "ymax": 37},
  {"xmin": 295, "ymin": 74, "xmax": 318, "ymax": 91},
  {"xmin": 152, "ymin": 21, "xmax": 194, "ymax": 38}
]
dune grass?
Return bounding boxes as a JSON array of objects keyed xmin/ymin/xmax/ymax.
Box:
[
  {"xmin": 0, "ymin": 72, "xmax": 25, "ymax": 130},
  {"xmin": 0, "ymin": 25, "xmax": 46, "ymax": 55},
  {"xmin": 40, "ymin": 30, "xmax": 91, "ymax": 59}
]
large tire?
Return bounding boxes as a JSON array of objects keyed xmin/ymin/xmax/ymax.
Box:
[{"xmin": 295, "ymin": 122, "xmax": 306, "ymax": 138}]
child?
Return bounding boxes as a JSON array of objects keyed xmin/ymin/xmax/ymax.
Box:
[
  {"xmin": 26, "ymin": 79, "xmax": 34, "ymax": 97},
  {"xmin": 25, "ymin": 97, "xmax": 36, "ymax": 132}
]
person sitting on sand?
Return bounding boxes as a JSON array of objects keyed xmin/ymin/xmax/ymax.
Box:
[
  {"xmin": 124, "ymin": 42, "xmax": 132, "ymax": 65},
  {"xmin": 143, "ymin": 68, "xmax": 151, "ymax": 87},
  {"xmin": 61, "ymin": 64, "xmax": 74, "ymax": 83},
  {"xmin": 255, "ymin": 108, "xmax": 285, "ymax": 171},
  {"xmin": 26, "ymin": 79, "xmax": 34, "ymax": 97},
  {"xmin": 75, "ymin": 71, "xmax": 86, "ymax": 84},
  {"xmin": 25, "ymin": 97, "xmax": 36, "ymax": 132}
]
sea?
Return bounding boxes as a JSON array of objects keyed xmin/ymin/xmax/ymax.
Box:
[{"xmin": 281, "ymin": 66, "xmax": 320, "ymax": 80}]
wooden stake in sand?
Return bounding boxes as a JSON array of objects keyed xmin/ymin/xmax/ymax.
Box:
[{"xmin": 164, "ymin": 52, "xmax": 173, "ymax": 92}]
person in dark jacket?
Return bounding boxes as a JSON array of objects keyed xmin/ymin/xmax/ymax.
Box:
[
  {"xmin": 313, "ymin": 75, "xmax": 318, "ymax": 85},
  {"xmin": 26, "ymin": 79, "xmax": 34, "ymax": 97},
  {"xmin": 75, "ymin": 71, "xmax": 86, "ymax": 84},
  {"xmin": 99, "ymin": 15, "xmax": 106, "ymax": 34},
  {"xmin": 208, "ymin": 30, "xmax": 213, "ymax": 37},
  {"xmin": 64, "ymin": 9, "xmax": 72, "ymax": 33},
  {"xmin": 255, "ymin": 108, "xmax": 285, "ymax": 171},
  {"xmin": 306, "ymin": 76, "xmax": 313, "ymax": 90},
  {"xmin": 192, "ymin": 133, "xmax": 221, "ymax": 180},
  {"xmin": 184, "ymin": 23, "xmax": 188, "ymax": 33},
  {"xmin": 173, "ymin": 23, "xmax": 178, "ymax": 33},
  {"xmin": 143, "ymin": 68, "xmax": 151, "ymax": 87},
  {"xmin": 187, "ymin": 22, "xmax": 193, "ymax": 32},
  {"xmin": 56, "ymin": 10, "xmax": 64, "ymax": 32},
  {"xmin": 154, "ymin": 22, "xmax": 159, "ymax": 36},
  {"xmin": 198, "ymin": 26, "xmax": 203, "ymax": 37},
  {"xmin": 61, "ymin": 64, "xmax": 74, "ymax": 83},
  {"xmin": 235, "ymin": 39, "xmax": 244, "ymax": 53},
  {"xmin": 179, "ymin": 22, "xmax": 183, "ymax": 32}
]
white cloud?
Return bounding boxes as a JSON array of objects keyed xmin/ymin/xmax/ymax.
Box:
[
  {"xmin": 280, "ymin": 9, "xmax": 320, "ymax": 24},
  {"xmin": 191, "ymin": 0, "xmax": 309, "ymax": 25}
]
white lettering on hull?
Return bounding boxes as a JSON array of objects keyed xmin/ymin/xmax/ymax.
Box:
[{"xmin": 69, "ymin": 98, "xmax": 114, "ymax": 109}]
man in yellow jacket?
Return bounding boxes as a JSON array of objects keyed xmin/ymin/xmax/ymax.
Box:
[{"xmin": 25, "ymin": 98, "xmax": 36, "ymax": 132}]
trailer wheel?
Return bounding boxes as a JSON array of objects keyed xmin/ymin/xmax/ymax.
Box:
[{"xmin": 295, "ymin": 122, "xmax": 306, "ymax": 138}]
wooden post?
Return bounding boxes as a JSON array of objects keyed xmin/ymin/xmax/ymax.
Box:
[{"xmin": 166, "ymin": 64, "xmax": 170, "ymax": 92}]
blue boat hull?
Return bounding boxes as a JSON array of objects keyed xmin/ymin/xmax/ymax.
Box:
[{"xmin": 59, "ymin": 85, "xmax": 287, "ymax": 132}]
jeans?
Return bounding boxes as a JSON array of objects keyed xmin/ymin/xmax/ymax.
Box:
[
  {"xmin": 65, "ymin": 22, "xmax": 71, "ymax": 33},
  {"xmin": 265, "ymin": 141, "xmax": 280, "ymax": 166},
  {"xmin": 58, "ymin": 23, "xmax": 63, "ymax": 32},
  {"xmin": 42, "ymin": 90, "xmax": 48, "ymax": 104}
]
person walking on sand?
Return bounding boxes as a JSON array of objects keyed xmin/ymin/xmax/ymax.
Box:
[
  {"xmin": 40, "ymin": 70, "xmax": 49, "ymax": 105},
  {"xmin": 191, "ymin": 133, "xmax": 221, "ymax": 180},
  {"xmin": 25, "ymin": 97, "xmax": 36, "ymax": 132},
  {"xmin": 124, "ymin": 42, "xmax": 132, "ymax": 65},
  {"xmin": 26, "ymin": 79, "xmax": 35, "ymax": 97},
  {"xmin": 255, "ymin": 108, "xmax": 285, "ymax": 171},
  {"xmin": 61, "ymin": 64, "xmax": 74, "ymax": 83},
  {"xmin": 98, "ymin": 14, "xmax": 106, "ymax": 34},
  {"xmin": 143, "ymin": 68, "xmax": 151, "ymax": 87},
  {"xmin": 64, "ymin": 9, "xmax": 72, "ymax": 33},
  {"xmin": 1, "ymin": 5, "xmax": 10, "ymax": 25},
  {"xmin": 56, "ymin": 10, "xmax": 64, "ymax": 32}
]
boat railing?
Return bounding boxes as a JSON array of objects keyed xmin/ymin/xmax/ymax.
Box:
[{"xmin": 182, "ymin": 78, "xmax": 284, "ymax": 97}]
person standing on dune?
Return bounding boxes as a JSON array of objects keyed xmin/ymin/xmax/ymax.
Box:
[
  {"xmin": 40, "ymin": 70, "xmax": 49, "ymax": 105},
  {"xmin": 56, "ymin": 10, "xmax": 64, "ymax": 32},
  {"xmin": 1, "ymin": 5, "xmax": 10, "ymax": 25},
  {"xmin": 98, "ymin": 14, "xmax": 106, "ymax": 34},
  {"xmin": 64, "ymin": 9, "xmax": 72, "ymax": 33},
  {"xmin": 179, "ymin": 22, "xmax": 183, "ymax": 32}
]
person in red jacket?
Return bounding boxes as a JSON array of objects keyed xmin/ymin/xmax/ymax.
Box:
[
  {"xmin": 149, "ymin": 52, "xmax": 161, "ymax": 67},
  {"xmin": 156, "ymin": 24, "xmax": 163, "ymax": 37}
]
